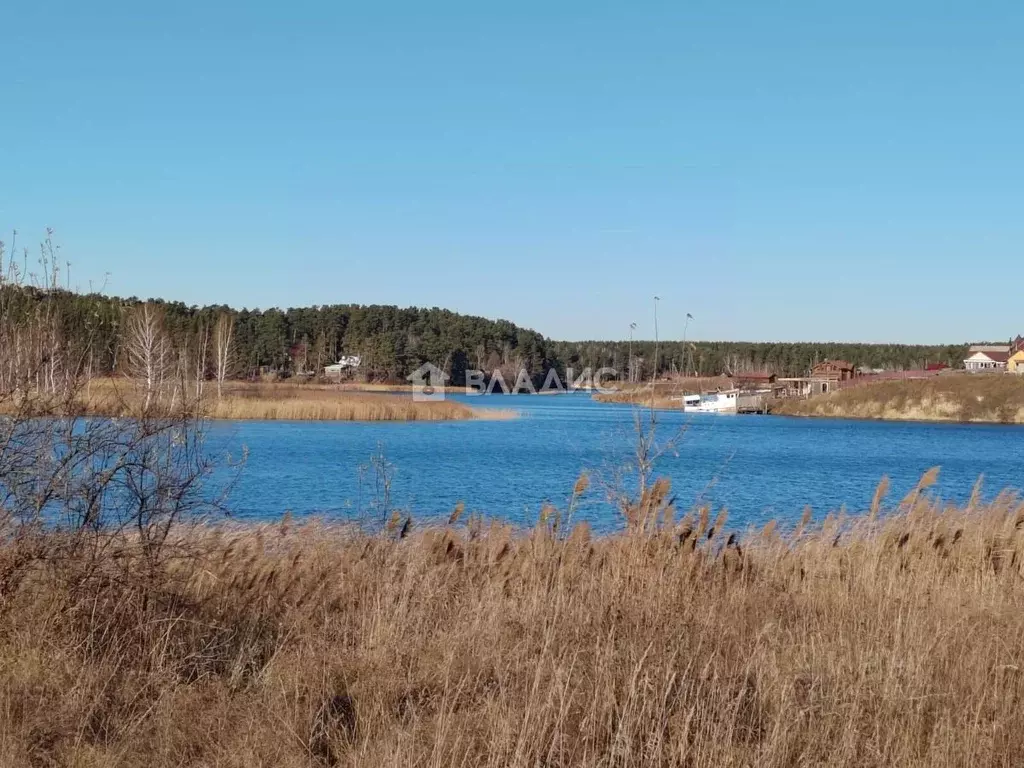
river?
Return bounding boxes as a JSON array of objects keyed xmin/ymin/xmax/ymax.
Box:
[{"xmin": 207, "ymin": 393, "xmax": 1023, "ymax": 531}]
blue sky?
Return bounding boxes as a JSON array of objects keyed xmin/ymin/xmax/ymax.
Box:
[{"xmin": 2, "ymin": 1, "xmax": 1022, "ymax": 343}]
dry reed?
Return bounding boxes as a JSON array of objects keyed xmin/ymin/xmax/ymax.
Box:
[
  {"xmin": 15, "ymin": 379, "xmax": 516, "ymax": 422},
  {"xmin": 3, "ymin": 477, "xmax": 1024, "ymax": 766},
  {"xmin": 776, "ymin": 373, "xmax": 1024, "ymax": 424}
]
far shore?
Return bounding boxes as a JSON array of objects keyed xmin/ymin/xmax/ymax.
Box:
[
  {"xmin": 590, "ymin": 374, "xmax": 1024, "ymax": 426},
  {"xmin": 773, "ymin": 374, "xmax": 1024, "ymax": 425},
  {"xmin": 7, "ymin": 379, "xmax": 517, "ymax": 422},
  {"xmin": 592, "ymin": 377, "xmax": 733, "ymax": 410}
]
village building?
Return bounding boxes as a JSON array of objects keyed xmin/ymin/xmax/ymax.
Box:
[
  {"xmin": 324, "ymin": 355, "xmax": 362, "ymax": 378},
  {"xmin": 778, "ymin": 360, "xmax": 857, "ymax": 397},
  {"xmin": 1010, "ymin": 335, "xmax": 1024, "ymax": 370},
  {"xmin": 964, "ymin": 345, "xmax": 1010, "ymax": 372},
  {"xmin": 1009, "ymin": 348, "xmax": 1024, "ymax": 374},
  {"xmin": 811, "ymin": 360, "xmax": 857, "ymax": 382},
  {"xmin": 731, "ymin": 372, "xmax": 777, "ymax": 390}
]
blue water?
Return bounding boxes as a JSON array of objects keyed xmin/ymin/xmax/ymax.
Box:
[{"xmin": 207, "ymin": 393, "xmax": 1024, "ymax": 531}]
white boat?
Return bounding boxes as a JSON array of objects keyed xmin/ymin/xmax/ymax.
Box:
[{"xmin": 682, "ymin": 389, "xmax": 739, "ymax": 413}]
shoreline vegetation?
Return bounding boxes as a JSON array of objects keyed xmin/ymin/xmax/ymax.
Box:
[
  {"xmin": 594, "ymin": 374, "xmax": 1024, "ymax": 426},
  {"xmin": 6, "ymin": 475, "xmax": 1024, "ymax": 764},
  {"xmin": 2, "ymin": 379, "xmax": 515, "ymax": 422},
  {"xmin": 0, "ymin": 275, "xmax": 968, "ymax": 386},
  {"xmin": 775, "ymin": 374, "xmax": 1024, "ymax": 424}
]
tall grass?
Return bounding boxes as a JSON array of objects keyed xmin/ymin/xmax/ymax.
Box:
[
  {"xmin": 3, "ymin": 477, "xmax": 1024, "ymax": 766},
  {"xmin": 205, "ymin": 394, "xmax": 484, "ymax": 421},
  {"xmin": 25, "ymin": 379, "xmax": 514, "ymax": 422},
  {"xmin": 776, "ymin": 373, "xmax": 1024, "ymax": 423}
]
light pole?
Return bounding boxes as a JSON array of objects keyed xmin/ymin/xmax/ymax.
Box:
[
  {"xmin": 682, "ymin": 312, "xmax": 693, "ymax": 377},
  {"xmin": 628, "ymin": 322, "xmax": 637, "ymax": 382}
]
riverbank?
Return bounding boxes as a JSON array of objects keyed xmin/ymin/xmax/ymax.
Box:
[
  {"xmin": 774, "ymin": 374, "xmax": 1024, "ymax": 424},
  {"xmin": 9, "ymin": 380, "xmax": 514, "ymax": 421},
  {"xmin": 202, "ymin": 382, "xmax": 515, "ymax": 421},
  {"xmin": 593, "ymin": 377, "xmax": 732, "ymax": 409},
  {"xmin": 4, "ymin": 478, "xmax": 1024, "ymax": 765}
]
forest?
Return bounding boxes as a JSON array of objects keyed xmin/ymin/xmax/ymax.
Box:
[{"xmin": 3, "ymin": 284, "xmax": 968, "ymax": 385}]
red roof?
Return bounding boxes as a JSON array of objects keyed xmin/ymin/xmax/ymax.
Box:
[
  {"xmin": 970, "ymin": 350, "xmax": 1009, "ymax": 363},
  {"xmin": 925, "ymin": 363, "xmax": 949, "ymax": 371}
]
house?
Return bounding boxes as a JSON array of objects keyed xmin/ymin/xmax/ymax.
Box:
[
  {"xmin": 777, "ymin": 360, "xmax": 858, "ymax": 398},
  {"xmin": 785, "ymin": 360, "xmax": 856, "ymax": 396},
  {"xmin": 731, "ymin": 372, "xmax": 776, "ymax": 390},
  {"xmin": 925, "ymin": 362, "xmax": 949, "ymax": 372},
  {"xmin": 811, "ymin": 360, "xmax": 857, "ymax": 382},
  {"xmin": 324, "ymin": 355, "xmax": 362, "ymax": 377},
  {"xmin": 964, "ymin": 345, "xmax": 1010, "ymax": 372},
  {"xmin": 1009, "ymin": 349, "xmax": 1024, "ymax": 374},
  {"xmin": 1003, "ymin": 336, "xmax": 1024, "ymax": 373}
]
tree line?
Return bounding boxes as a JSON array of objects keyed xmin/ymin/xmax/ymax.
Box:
[
  {"xmin": 0, "ymin": 284, "xmax": 969, "ymax": 386},
  {"xmin": 550, "ymin": 339, "xmax": 969, "ymax": 381}
]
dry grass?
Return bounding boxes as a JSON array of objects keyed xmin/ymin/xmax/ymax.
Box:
[
  {"xmin": 4, "ymin": 476, "xmax": 1024, "ymax": 766},
  {"xmin": 329, "ymin": 382, "xmax": 419, "ymax": 393},
  {"xmin": 776, "ymin": 374, "xmax": 1024, "ymax": 424},
  {"xmin": 47, "ymin": 379, "xmax": 514, "ymax": 422},
  {"xmin": 594, "ymin": 377, "xmax": 733, "ymax": 410}
]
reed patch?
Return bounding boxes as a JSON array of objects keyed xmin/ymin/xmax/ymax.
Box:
[{"xmin": 2, "ymin": 476, "xmax": 1023, "ymax": 766}]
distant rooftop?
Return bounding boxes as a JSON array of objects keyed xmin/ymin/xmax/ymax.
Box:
[{"xmin": 967, "ymin": 349, "xmax": 1010, "ymax": 363}]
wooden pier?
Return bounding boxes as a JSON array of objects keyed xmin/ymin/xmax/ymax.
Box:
[{"xmin": 736, "ymin": 393, "xmax": 770, "ymax": 414}]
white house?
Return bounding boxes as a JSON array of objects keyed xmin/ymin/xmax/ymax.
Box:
[
  {"xmin": 963, "ymin": 345, "xmax": 1010, "ymax": 372},
  {"xmin": 324, "ymin": 355, "xmax": 362, "ymax": 376}
]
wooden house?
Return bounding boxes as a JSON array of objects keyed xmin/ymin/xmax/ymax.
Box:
[
  {"xmin": 810, "ymin": 360, "xmax": 857, "ymax": 382},
  {"xmin": 964, "ymin": 346, "xmax": 1010, "ymax": 372}
]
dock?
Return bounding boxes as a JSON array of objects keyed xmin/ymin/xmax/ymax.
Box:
[{"xmin": 737, "ymin": 393, "xmax": 770, "ymax": 414}]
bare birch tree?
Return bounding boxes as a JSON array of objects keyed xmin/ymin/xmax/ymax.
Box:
[
  {"xmin": 1, "ymin": 231, "xmax": 230, "ymax": 580},
  {"xmin": 124, "ymin": 302, "xmax": 172, "ymax": 411},
  {"xmin": 194, "ymin": 320, "xmax": 210, "ymax": 400},
  {"xmin": 213, "ymin": 313, "xmax": 234, "ymax": 399}
]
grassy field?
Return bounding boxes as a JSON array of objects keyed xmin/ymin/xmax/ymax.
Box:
[
  {"xmin": 775, "ymin": 374, "xmax": 1024, "ymax": 424},
  {"xmin": 4, "ymin": 475, "xmax": 1024, "ymax": 766},
  {"xmin": 58, "ymin": 379, "xmax": 513, "ymax": 421},
  {"xmin": 593, "ymin": 377, "xmax": 733, "ymax": 409}
]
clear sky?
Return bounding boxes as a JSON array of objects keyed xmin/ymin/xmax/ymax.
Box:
[{"xmin": 2, "ymin": 1, "xmax": 1022, "ymax": 344}]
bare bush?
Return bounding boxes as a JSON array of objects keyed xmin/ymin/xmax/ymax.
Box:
[{"xmin": 0, "ymin": 232, "xmax": 227, "ymax": 583}]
